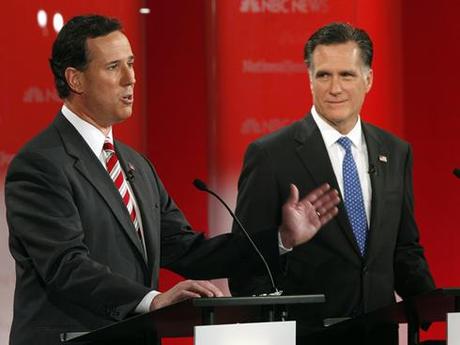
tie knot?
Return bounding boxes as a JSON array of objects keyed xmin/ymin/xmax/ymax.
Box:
[
  {"xmin": 103, "ymin": 140, "xmax": 115, "ymax": 153},
  {"xmin": 337, "ymin": 136, "xmax": 352, "ymax": 152}
]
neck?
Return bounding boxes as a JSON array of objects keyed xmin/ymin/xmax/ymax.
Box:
[{"xmin": 64, "ymin": 100, "xmax": 111, "ymax": 136}]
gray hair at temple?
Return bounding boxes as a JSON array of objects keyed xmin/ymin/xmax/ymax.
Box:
[{"xmin": 304, "ymin": 22, "xmax": 373, "ymax": 71}]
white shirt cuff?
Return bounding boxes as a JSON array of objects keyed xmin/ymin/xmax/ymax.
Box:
[
  {"xmin": 134, "ymin": 290, "xmax": 162, "ymax": 314},
  {"xmin": 278, "ymin": 231, "xmax": 293, "ymax": 254}
]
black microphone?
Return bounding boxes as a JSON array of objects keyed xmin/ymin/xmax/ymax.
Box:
[
  {"xmin": 193, "ymin": 178, "xmax": 282, "ymax": 296},
  {"xmin": 453, "ymin": 169, "xmax": 460, "ymax": 179},
  {"xmin": 126, "ymin": 163, "xmax": 135, "ymax": 182},
  {"xmin": 368, "ymin": 164, "xmax": 377, "ymax": 176}
]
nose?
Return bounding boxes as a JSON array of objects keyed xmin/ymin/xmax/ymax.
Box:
[
  {"xmin": 329, "ymin": 76, "xmax": 342, "ymax": 95},
  {"xmin": 122, "ymin": 64, "xmax": 136, "ymax": 86}
]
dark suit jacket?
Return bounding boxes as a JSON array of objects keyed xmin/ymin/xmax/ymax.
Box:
[
  {"xmin": 229, "ymin": 114, "xmax": 435, "ymax": 333},
  {"xmin": 5, "ymin": 114, "xmax": 278, "ymax": 345}
]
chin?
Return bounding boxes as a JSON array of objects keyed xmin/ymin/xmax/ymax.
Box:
[
  {"xmin": 323, "ymin": 111, "xmax": 348, "ymax": 122},
  {"xmin": 114, "ymin": 111, "xmax": 133, "ymax": 124},
  {"xmin": 122, "ymin": 106, "xmax": 134, "ymax": 116}
]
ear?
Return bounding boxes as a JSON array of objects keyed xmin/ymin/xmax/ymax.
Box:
[
  {"xmin": 308, "ymin": 68, "xmax": 314, "ymax": 93},
  {"xmin": 365, "ymin": 68, "xmax": 373, "ymax": 93},
  {"xmin": 64, "ymin": 67, "xmax": 84, "ymax": 94}
]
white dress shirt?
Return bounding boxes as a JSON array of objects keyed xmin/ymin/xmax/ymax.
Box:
[
  {"xmin": 311, "ymin": 106, "xmax": 372, "ymax": 226},
  {"xmin": 61, "ymin": 104, "xmax": 158, "ymax": 313}
]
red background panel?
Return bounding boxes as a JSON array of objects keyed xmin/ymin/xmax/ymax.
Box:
[
  {"xmin": 1, "ymin": 0, "xmax": 459, "ymax": 344},
  {"xmin": 0, "ymin": 1, "xmax": 147, "ymax": 154},
  {"xmin": 402, "ymin": 0, "xmax": 460, "ymax": 340}
]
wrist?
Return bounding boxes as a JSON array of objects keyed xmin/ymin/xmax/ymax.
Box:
[
  {"xmin": 278, "ymin": 226, "xmax": 295, "ymax": 249},
  {"xmin": 149, "ymin": 292, "xmax": 163, "ymax": 311}
]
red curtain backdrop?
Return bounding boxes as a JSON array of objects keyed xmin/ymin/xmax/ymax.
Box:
[
  {"xmin": 402, "ymin": 0, "xmax": 460, "ymax": 340},
  {"xmin": 1, "ymin": 1, "xmax": 460, "ymax": 344},
  {"xmin": 145, "ymin": 3, "xmax": 210, "ymax": 342}
]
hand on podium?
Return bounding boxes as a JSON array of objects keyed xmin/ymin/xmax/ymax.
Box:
[
  {"xmin": 279, "ymin": 183, "xmax": 340, "ymax": 249},
  {"xmin": 150, "ymin": 280, "xmax": 224, "ymax": 311}
]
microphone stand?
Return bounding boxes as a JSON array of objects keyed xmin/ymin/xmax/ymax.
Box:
[{"xmin": 193, "ymin": 178, "xmax": 282, "ymax": 296}]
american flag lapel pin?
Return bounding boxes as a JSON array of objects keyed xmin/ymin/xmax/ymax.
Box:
[{"xmin": 378, "ymin": 155, "xmax": 388, "ymax": 163}]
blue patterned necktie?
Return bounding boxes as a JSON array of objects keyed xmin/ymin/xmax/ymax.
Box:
[{"xmin": 337, "ymin": 137, "xmax": 368, "ymax": 256}]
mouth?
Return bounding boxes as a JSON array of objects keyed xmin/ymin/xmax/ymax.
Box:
[
  {"xmin": 326, "ymin": 99, "xmax": 347, "ymax": 104},
  {"xmin": 121, "ymin": 94, "xmax": 134, "ymax": 105}
]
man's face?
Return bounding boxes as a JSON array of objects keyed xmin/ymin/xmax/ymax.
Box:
[
  {"xmin": 309, "ymin": 41, "xmax": 372, "ymax": 134},
  {"xmin": 75, "ymin": 30, "xmax": 135, "ymax": 128}
]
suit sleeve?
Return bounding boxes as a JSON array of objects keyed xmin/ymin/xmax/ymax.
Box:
[
  {"xmin": 6, "ymin": 151, "xmax": 150, "ymax": 321},
  {"xmin": 394, "ymin": 146, "xmax": 435, "ymax": 297},
  {"xmin": 229, "ymin": 142, "xmax": 285, "ymax": 296},
  {"xmin": 141, "ymin": 156, "xmax": 280, "ymax": 281}
]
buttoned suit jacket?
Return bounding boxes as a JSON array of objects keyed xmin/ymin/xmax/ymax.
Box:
[
  {"xmin": 229, "ymin": 114, "xmax": 435, "ymax": 328},
  {"xmin": 6, "ymin": 114, "xmax": 277, "ymax": 345}
]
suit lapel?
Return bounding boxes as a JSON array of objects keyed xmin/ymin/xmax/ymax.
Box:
[
  {"xmin": 362, "ymin": 123, "xmax": 388, "ymax": 263},
  {"xmin": 294, "ymin": 115, "xmax": 362, "ymax": 256},
  {"xmin": 53, "ymin": 114, "xmax": 147, "ymax": 263},
  {"xmin": 116, "ymin": 148, "xmax": 155, "ymax": 265}
]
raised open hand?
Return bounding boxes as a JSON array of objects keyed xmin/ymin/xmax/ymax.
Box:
[{"xmin": 279, "ymin": 183, "xmax": 340, "ymax": 248}]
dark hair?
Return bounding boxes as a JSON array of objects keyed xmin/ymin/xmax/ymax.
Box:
[
  {"xmin": 49, "ymin": 15, "xmax": 122, "ymax": 99},
  {"xmin": 304, "ymin": 22, "xmax": 373, "ymax": 70}
]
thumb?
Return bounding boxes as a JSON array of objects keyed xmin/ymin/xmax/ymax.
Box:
[{"xmin": 286, "ymin": 183, "xmax": 299, "ymax": 206}]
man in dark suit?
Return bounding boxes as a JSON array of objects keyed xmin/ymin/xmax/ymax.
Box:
[
  {"xmin": 4, "ymin": 15, "xmax": 341, "ymax": 345},
  {"xmin": 229, "ymin": 22, "xmax": 435, "ymax": 344}
]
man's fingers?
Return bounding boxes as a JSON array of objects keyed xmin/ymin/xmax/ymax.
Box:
[
  {"xmin": 151, "ymin": 280, "xmax": 224, "ymax": 311},
  {"xmin": 302, "ymin": 183, "xmax": 332, "ymax": 203},
  {"xmin": 182, "ymin": 280, "xmax": 223, "ymax": 298},
  {"xmin": 318, "ymin": 207, "xmax": 339, "ymax": 225},
  {"xmin": 180, "ymin": 290, "xmax": 202, "ymax": 300},
  {"xmin": 191, "ymin": 280, "xmax": 224, "ymax": 297},
  {"xmin": 200, "ymin": 280, "xmax": 224, "ymax": 297},
  {"xmin": 299, "ymin": 187, "xmax": 339, "ymax": 213},
  {"xmin": 286, "ymin": 184, "xmax": 299, "ymax": 205},
  {"xmin": 313, "ymin": 190, "xmax": 340, "ymax": 214}
]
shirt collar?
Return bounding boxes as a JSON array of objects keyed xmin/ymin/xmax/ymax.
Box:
[
  {"xmin": 61, "ymin": 104, "xmax": 113, "ymax": 158},
  {"xmin": 311, "ymin": 105, "xmax": 364, "ymax": 150}
]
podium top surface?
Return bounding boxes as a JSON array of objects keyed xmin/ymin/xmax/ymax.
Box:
[{"xmin": 193, "ymin": 294, "xmax": 325, "ymax": 307}]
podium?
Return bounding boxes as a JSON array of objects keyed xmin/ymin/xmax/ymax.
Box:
[
  {"xmin": 61, "ymin": 294, "xmax": 324, "ymax": 344},
  {"xmin": 61, "ymin": 289, "xmax": 460, "ymax": 344},
  {"xmin": 306, "ymin": 288, "xmax": 460, "ymax": 345}
]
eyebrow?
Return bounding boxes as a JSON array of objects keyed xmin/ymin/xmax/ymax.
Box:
[
  {"xmin": 106, "ymin": 55, "xmax": 135, "ymax": 65},
  {"xmin": 314, "ymin": 69, "xmax": 357, "ymax": 76},
  {"xmin": 339, "ymin": 70, "xmax": 357, "ymax": 75}
]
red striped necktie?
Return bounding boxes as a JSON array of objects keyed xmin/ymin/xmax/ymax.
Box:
[{"xmin": 103, "ymin": 140, "xmax": 145, "ymax": 251}]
